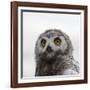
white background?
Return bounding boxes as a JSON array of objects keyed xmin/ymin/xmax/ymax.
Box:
[
  {"xmin": 0, "ymin": 0, "xmax": 89, "ymax": 90},
  {"xmin": 22, "ymin": 9, "xmax": 81, "ymax": 77}
]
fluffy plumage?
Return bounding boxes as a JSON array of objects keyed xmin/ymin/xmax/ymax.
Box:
[{"xmin": 35, "ymin": 29, "xmax": 79, "ymax": 76}]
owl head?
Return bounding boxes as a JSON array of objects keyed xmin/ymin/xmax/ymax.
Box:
[{"xmin": 35, "ymin": 29, "xmax": 73, "ymax": 62}]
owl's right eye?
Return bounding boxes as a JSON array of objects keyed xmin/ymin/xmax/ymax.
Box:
[
  {"xmin": 54, "ymin": 37, "xmax": 61, "ymax": 46},
  {"xmin": 41, "ymin": 39, "xmax": 46, "ymax": 48}
]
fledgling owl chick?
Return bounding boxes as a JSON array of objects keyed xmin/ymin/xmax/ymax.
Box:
[{"xmin": 35, "ymin": 29, "xmax": 79, "ymax": 76}]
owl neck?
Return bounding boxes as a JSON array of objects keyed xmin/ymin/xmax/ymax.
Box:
[
  {"xmin": 39, "ymin": 56, "xmax": 62, "ymax": 65},
  {"xmin": 36, "ymin": 55, "xmax": 73, "ymax": 76}
]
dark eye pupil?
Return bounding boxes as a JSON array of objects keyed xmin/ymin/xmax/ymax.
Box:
[{"xmin": 41, "ymin": 39, "xmax": 46, "ymax": 47}]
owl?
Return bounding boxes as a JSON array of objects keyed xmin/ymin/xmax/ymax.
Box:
[{"xmin": 35, "ymin": 29, "xmax": 79, "ymax": 76}]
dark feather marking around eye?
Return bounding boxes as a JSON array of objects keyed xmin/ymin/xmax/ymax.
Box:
[{"xmin": 41, "ymin": 39, "xmax": 46, "ymax": 48}]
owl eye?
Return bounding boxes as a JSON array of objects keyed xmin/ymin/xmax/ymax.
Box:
[
  {"xmin": 41, "ymin": 39, "xmax": 46, "ymax": 48},
  {"xmin": 54, "ymin": 37, "xmax": 61, "ymax": 46}
]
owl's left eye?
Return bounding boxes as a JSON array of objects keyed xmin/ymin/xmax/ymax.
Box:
[
  {"xmin": 41, "ymin": 39, "xmax": 46, "ymax": 48},
  {"xmin": 54, "ymin": 37, "xmax": 61, "ymax": 46}
]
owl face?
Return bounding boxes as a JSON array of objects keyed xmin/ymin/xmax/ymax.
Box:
[{"xmin": 35, "ymin": 29, "xmax": 73, "ymax": 61}]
